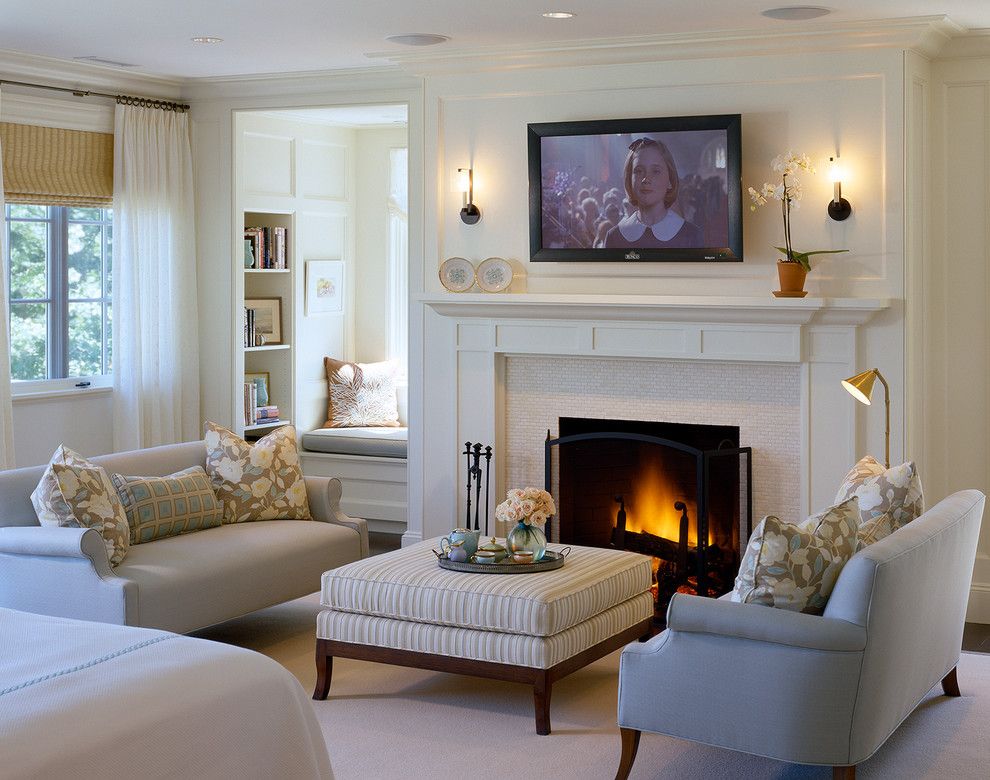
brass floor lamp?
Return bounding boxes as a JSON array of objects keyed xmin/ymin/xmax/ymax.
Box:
[{"xmin": 841, "ymin": 368, "xmax": 890, "ymax": 468}]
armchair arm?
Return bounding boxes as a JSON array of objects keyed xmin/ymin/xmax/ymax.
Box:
[
  {"xmin": 305, "ymin": 476, "xmax": 369, "ymax": 558},
  {"xmin": 658, "ymin": 592, "xmax": 867, "ymax": 652},
  {"xmin": 0, "ymin": 526, "xmax": 134, "ymax": 624}
]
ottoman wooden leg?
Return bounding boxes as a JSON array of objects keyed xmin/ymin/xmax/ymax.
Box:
[
  {"xmin": 534, "ymin": 670, "xmax": 552, "ymax": 735},
  {"xmin": 313, "ymin": 641, "xmax": 333, "ymax": 701}
]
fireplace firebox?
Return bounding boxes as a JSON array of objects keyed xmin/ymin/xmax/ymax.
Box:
[{"xmin": 545, "ymin": 417, "xmax": 752, "ymax": 624}]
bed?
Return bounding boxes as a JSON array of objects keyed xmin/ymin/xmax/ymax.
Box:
[{"xmin": 0, "ymin": 608, "xmax": 332, "ymax": 779}]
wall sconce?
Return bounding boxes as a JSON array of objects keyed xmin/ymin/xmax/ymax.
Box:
[
  {"xmin": 457, "ymin": 167, "xmax": 481, "ymax": 225},
  {"xmin": 827, "ymin": 156, "xmax": 852, "ymax": 221}
]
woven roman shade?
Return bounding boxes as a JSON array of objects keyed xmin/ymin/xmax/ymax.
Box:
[{"xmin": 0, "ymin": 122, "xmax": 113, "ymax": 207}]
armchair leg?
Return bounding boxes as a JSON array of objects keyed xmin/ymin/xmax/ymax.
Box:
[
  {"xmin": 615, "ymin": 728, "xmax": 641, "ymax": 780},
  {"xmin": 833, "ymin": 766, "xmax": 856, "ymax": 779},
  {"xmin": 942, "ymin": 666, "xmax": 961, "ymax": 697}
]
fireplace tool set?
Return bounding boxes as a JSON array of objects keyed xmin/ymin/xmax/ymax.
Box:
[{"xmin": 463, "ymin": 441, "xmax": 493, "ymax": 535}]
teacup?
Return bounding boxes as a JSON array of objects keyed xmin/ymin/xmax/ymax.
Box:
[
  {"xmin": 512, "ymin": 551, "xmax": 535, "ymax": 564},
  {"xmin": 440, "ymin": 528, "xmax": 481, "ymax": 558},
  {"xmin": 473, "ymin": 550, "xmax": 497, "ymax": 564}
]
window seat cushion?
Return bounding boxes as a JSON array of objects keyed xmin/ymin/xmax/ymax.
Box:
[{"xmin": 302, "ymin": 426, "xmax": 408, "ymax": 459}]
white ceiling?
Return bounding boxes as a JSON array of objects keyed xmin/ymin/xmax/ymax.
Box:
[{"xmin": 0, "ymin": 1, "xmax": 988, "ymax": 79}]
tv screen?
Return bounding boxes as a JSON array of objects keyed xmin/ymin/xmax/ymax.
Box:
[{"xmin": 528, "ymin": 114, "xmax": 742, "ymax": 262}]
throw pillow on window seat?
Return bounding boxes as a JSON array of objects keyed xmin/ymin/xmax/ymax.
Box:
[
  {"xmin": 730, "ymin": 497, "xmax": 860, "ymax": 614},
  {"xmin": 204, "ymin": 422, "xmax": 311, "ymax": 524},
  {"xmin": 112, "ymin": 466, "xmax": 224, "ymax": 544},
  {"xmin": 51, "ymin": 462, "xmax": 130, "ymax": 567},
  {"xmin": 322, "ymin": 357, "xmax": 400, "ymax": 428},
  {"xmin": 834, "ymin": 456, "xmax": 924, "ymax": 546}
]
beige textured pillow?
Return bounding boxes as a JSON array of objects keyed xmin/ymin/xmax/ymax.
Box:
[
  {"xmin": 834, "ymin": 456, "xmax": 924, "ymax": 541},
  {"xmin": 731, "ymin": 497, "xmax": 860, "ymax": 614},
  {"xmin": 51, "ymin": 462, "xmax": 130, "ymax": 567},
  {"xmin": 31, "ymin": 444, "xmax": 90, "ymax": 527},
  {"xmin": 204, "ymin": 422, "xmax": 311, "ymax": 524},
  {"xmin": 323, "ymin": 357, "xmax": 399, "ymax": 428},
  {"xmin": 112, "ymin": 466, "xmax": 224, "ymax": 545}
]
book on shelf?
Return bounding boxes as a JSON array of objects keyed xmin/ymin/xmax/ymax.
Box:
[
  {"xmin": 243, "ymin": 381, "xmax": 258, "ymax": 426},
  {"xmin": 244, "ymin": 226, "xmax": 288, "ymax": 269},
  {"xmin": 244, "ymin": 307, "xmax": 258, "ymax": 347}
]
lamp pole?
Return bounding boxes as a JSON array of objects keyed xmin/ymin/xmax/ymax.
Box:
[{"xmin": 874, "ymin": 369, "xmax": 890, "ymax": 468}]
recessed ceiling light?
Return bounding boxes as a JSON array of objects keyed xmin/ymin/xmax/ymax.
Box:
[
  {"xmin": 761, "ymin": 6, "xmax": 831, "ymax": 21},
  {"xmin": 191, "ymin": 36, "xmax": 224, "ymax": 44},
  {"xmin": 385, "ymin": 33, "xmax": 450, "ymax": 47},
  {"xmin": 542, "ymin": 11, "xmax": 575, "ymax": 19}
]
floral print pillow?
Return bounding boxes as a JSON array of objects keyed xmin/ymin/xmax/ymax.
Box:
[
  {"xmin": 51, "ymin": 462, "xmax": 130, "ymax": 567},
  {"xmin": 834, "ymin": 456, "xmax": 924, "ymax": 542},
  {"xmin": 204, "ymin": 422, "xmax": 311, "ymax": 524},
  {"xmin": 31, "ymin": 444, "xmax": 90, "ymax": 527},
  {"xmin": 731, "ymin": 497, "xmax": 860, "ymax": 614}
]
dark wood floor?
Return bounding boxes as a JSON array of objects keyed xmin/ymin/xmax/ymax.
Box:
[{"xmin": 371, "ymin": 532, "xmax": 990, "ymax": 652}]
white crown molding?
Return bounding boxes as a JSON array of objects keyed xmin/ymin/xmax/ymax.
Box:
[
  {"xmin": 0, "ymin": 47, "xmax": 183, "ymax": 98},
  {"xmin": 182, "ymin": 66, "xmax": 420, "ymax": 103},
  {"xmin": 369, "ymin": 15, "xmax": 966, "ymax": 76},
  {"xmin": 933, "ymin": 29, "xmax": 990, "ymax": 61}
]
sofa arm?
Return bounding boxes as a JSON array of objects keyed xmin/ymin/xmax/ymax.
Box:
[
  {"xmin": 305, "ymin": 476, "xmax": 369, "ymax": 558},
  {"xmin": 0, "ymin": 526, "xmax": 114, "ymax": 576},
  {"xmin": 0, "ymin": 526, "xmax": 134, "ymax": 624},
  {"xmin": 657, "ymin": 592, "xmax": 867, "ymax": 653}
]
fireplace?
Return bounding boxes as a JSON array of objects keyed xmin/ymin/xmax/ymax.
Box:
[{"xmin": 545, "ymin": 417, "xmax": 752, "ymax": 624}]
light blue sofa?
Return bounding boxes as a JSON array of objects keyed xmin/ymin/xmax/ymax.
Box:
[
  {"xmin": 616, "ymin": 489, "xmax": 985, "ymax": 780},
  {"xmin": 0, "ymin": 441, "xmax": 368, "ymax": 633}
]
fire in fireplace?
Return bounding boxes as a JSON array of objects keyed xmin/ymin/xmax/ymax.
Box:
[{"xmin": 545, "ymin": 417, "xmax": 752, "ymax": 624}]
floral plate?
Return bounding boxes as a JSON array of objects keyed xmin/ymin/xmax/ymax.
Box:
[
  {"xmin": 439, "ymin": 257, "xmax": 476, "ymax": 292},
  {"xmin": 476, "ymin": 257, "xmax": 512, "ymax": 293}
]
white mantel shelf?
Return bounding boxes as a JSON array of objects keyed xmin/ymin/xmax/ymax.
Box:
[{"xmin": 419, "ymin": 293, "xmax": 890, "ymax": 326}]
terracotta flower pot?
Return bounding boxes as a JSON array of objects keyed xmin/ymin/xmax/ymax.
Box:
[{"xmin": 776, "ymin": 261, "xmax": 807, "ymax": 294}]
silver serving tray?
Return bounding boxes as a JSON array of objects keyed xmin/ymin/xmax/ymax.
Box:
[{"xmin": 435, "ymin": 548, "xmax": 570, "ymax": 574}]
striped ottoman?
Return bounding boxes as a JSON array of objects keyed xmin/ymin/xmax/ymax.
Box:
[{"xmin": 313, "ymin": 538, "xmax": 653, "ymax": 734}]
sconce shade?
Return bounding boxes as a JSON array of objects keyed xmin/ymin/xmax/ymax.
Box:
[
  {"xmin": 827, "ymin": 156, "xmax": 852, "ymax": 221},
  {"xmin": 842, "ymin": 368, "xmax": 878, "ymax": 405}
]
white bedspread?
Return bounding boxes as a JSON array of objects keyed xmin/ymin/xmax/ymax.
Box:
[{"xmin": 0, "ymin": 608, "xmax": 332, "ymax": 779}]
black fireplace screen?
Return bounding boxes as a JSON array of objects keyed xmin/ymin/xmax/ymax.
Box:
[{"xmin": 545, "ymin": 427, "xmax": 752, "ymax": 618}]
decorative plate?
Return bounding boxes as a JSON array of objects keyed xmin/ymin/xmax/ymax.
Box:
[
  {"xmin": 434, "ymin": 548, "xmax": 570, "ymax": 574},
  {"xmin": 476, "ymin": 257, "xmax": 513, "ymax": 293},
  {"xmin": 439, "ymin": 257, "xmax": 476, "ymax": 292}
]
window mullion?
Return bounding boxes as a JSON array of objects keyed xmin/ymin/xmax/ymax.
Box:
[{"xmin": 51, "ymin": 207, "xmax": 69, "ymax": 379}]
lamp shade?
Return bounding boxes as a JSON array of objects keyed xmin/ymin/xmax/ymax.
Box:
[{"xmin": 842, "ymin": 368, "xmax": 878, "ymax": 405}]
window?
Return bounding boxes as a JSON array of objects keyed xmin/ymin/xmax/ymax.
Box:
[
  {"xmin": 4, "ymin": 204, "xmax": 112, "ymax": 382},
  {"xmin": 386, "ymin": 147, "xmax": 408, "ymax": 376}
]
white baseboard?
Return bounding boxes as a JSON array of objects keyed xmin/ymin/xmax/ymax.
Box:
[
  {"xmin": 367, "ymin": 518, "xmax": 407, "ymax": 535},
  {"xmin": 401, "ymin": 530, "xmax": 423, "ymax": 547},
  {"xmin": 967, "ymin": 582, "xmax": 990, "ymax": 624}
]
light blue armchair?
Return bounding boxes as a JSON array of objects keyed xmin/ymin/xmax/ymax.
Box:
[{"xmin": 616, "ymin": 489, "xmax": 985, "ymax": 780}]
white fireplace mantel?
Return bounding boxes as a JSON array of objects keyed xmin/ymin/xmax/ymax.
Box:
[{"xmin": 409, "ymin": 293, "xmax": 891, "ymax": 546}]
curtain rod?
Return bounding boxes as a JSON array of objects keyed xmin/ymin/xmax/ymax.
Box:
[{"xmin": 0, "ymin": 79, "xmax": 189, "ymax": 112}]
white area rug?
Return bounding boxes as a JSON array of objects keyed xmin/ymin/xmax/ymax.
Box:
[{"xmin": 193, "ymin": 594, "xmax": 990, "ymax": 779}]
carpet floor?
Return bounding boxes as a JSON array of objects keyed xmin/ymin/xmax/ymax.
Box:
[{"xmin": 193, "ymin": 594, "xmax": 990, "ymax": 779}]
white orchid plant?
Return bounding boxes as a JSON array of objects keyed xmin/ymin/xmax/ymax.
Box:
[
  {"xmin": 748, "ymin": 151, "xmax": 847, "ymax": 272},
  {"xmin": 495, "ymin": 487, "xmax": 556, "ymax": 529}
]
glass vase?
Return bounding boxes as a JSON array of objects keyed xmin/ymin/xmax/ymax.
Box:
[{"xmin": 506, "ymin": 521, "xmax": 547, "ymax": 562}]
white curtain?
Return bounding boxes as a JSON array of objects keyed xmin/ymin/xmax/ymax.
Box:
[
  {"xmin": 112, "ymin": 104, "xmax": 199, "ymax": 450},
  {"xmin": 0, "ymin": 88, "xmax": 16, "ymax": 468}
]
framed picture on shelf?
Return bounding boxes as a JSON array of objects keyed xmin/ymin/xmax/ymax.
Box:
[
  {"xmin": 244, "ymin": 372, "xmax": 271, "ymax": 405},
  {"xmin": 305, "ymin": 260, "xmax": 344, "ymax": 315},
  {"xmin": 245, "ymin": 297, "xmax": 283, "ymax": 344}
]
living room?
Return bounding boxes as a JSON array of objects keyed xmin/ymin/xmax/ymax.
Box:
[{"xmin": 1, "ymin": 3, "xmax": 990, "ymax": 779}]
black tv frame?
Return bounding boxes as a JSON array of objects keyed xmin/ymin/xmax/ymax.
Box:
[{"xmin": 528, "ymin": 114, "xmax": 743, "ymax": 263}]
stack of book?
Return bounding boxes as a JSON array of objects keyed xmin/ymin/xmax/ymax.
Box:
[
  {"xmin": 243, "ymin": 381, "xmax": 281, "ymax": 426},
  {"xmin": 244, "ymin": 307, "xmax": 261, "ymax": 347},
  {"xmin": 244, "ymin": 226, "xmax": 288, "ymax": 269}
]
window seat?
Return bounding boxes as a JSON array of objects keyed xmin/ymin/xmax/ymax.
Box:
[{"xmin": 302, "ymin": 427, "xmax": 407, "ymax": 459}]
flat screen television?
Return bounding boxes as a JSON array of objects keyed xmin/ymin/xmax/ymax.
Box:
[{"xmin": 528, "ymin": 114, "xmax": 742, "ymax": 262}]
